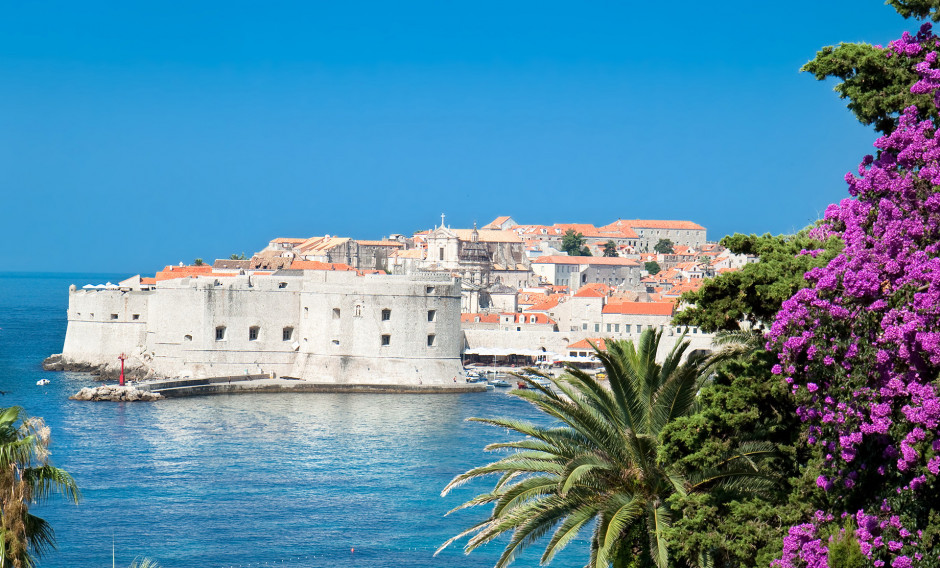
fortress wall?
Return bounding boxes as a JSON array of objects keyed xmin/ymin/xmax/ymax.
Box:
[
  {"xmin": 56, "ymin": 271, "xmax": 464, "ymax": 385},
  {"xmin": 62, "ymin": 288, "xmax": 150, "ymax": 364},
  {"xmin": 147, "ymin": 274, "xmax": 301, "ymax": 379},
  {"xmin": 292, "ymin": 272, "xmax": 463, "ymax": 384}
]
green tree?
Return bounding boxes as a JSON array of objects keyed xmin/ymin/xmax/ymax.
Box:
[
  {"xmin": 660, "ymin": 332, "xmax": 810, "ymax": 568},
  {"xmin": 653, "ymin": 239, "xmax": 674, "ymax": 255},
  {"xmin": 561, "ymin": 230, "xmax": 588, "ymax": 256},
  {"xmin": 0, "ymin": 407, "xmax": 80, "ymax": 568},
  {"xmin": 644, "ymin": 261, "xmax": 661, "ymax": 275},
  {"xmin": 801, "ymin": 2, "xmax": 940, "ymax": 135},
  {"xmin": 673, "ymin": 230, "xmax": 841, "ymax": 332},
  {"xmin": 438, "ymin": 330, "xmax": 772, "ymax": 568},
  {"xmin": 229, "ymin": 253, "xmax": 247, "ymax": 260},
  {"xmin": 602, "ymin": 241, "xmax": 618, "ymax": 257},
  {"xmin": 193, "ymin": 258, "xmax": 204, "ymax": 266}
]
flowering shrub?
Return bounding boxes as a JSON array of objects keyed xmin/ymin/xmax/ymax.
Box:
[{"xmin": 767, "ymin": 23, "xmax": 940, "ymax": 568}]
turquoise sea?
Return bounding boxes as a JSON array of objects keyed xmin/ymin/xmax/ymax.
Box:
[{"xmin": 0, "ymin": 272, "xmax": 585, "ymax": 568}]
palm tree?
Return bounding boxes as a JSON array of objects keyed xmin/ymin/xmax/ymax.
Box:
[
  {"xmin": 0, "ymin": 406, "xmax": 80, "ymax": 568},
  {"xmin": 438, "ymin": 329, "xmax": 773, "ymax": 568}
]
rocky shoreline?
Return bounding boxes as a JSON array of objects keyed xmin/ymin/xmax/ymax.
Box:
[
  {"xmin": 43, "ymin": 353, "xmax": 155, "ymax": 381},
  {"xmin": 70, "ymin": 385, "xmax": 164, "ymax": 402}
]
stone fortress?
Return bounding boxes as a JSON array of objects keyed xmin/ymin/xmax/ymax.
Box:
[{"xmin": 50, "ymin": 269, "xmax": 467, "ymax": 389}]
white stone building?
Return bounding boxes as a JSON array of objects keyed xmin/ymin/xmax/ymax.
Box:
[{"xmin": 57, "ymin": 270, "xmax": 465, "ymax": 387}]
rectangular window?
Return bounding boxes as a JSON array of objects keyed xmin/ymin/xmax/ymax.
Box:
[
  {"xmin": 215, "ymin": 326, "xmax": 226, "ymax": 341},
  {"xmin": 426, "ymin": 286, "xmax": 434, "ymax": 294},
  {"xmin": 636, "ymin": 325, "xmax": 643, "ymax": 333},
  {"xmin": 594, "ymin": 323, "xmax": 600, "ymax": 332},
  {"xmin": 381, "ymin": 308, "xmax": 391, "ymax": 321},
  {"xmin": 614, "ymin": 324, "xmax": 620, "ymax": 332},
  {"xmin": 332, "ymin": 339, "xmax": 340, "ymax": 346},
  {"xmin": 606, "ymin": 323, "xmax": 612, "ymax": 332},
  {"xmin": 282, "ymin": 327, "xmax": 293, "ymax": 341},
  {"xmin": 428, "ymin": 310, "xmax": 436, "ymax": 322},
  {"xmin": 110, "ymin": 313, "xmax": 118, "ymax": 320},
  {"xmin": 381, "ymin": 334, "xmax": 391, "ymax": 346},
  {"xmin": 427, "ymin": 334, "xmax": 435, "ymax": 347},
  {"xmin": 332, "ymin": 308, "xmax": 341, "ymax": 319},
  {"xmin": 132, "ymin": 314, "xmax": 140, "ymax": 320},
  {"xmin": 581, "ymin": 323, "xmax": 587, "ymax": 330},
  {"xmin": 624, "ymin": 324, "xmax": 631, "ymax": 333},
  {"xmin": 249, "ymin": 326, "xmax": 259, "ymax": 341}
]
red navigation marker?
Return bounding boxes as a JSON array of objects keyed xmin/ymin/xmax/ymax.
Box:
[{"xmin": 118, "ymin": 353, "xmax": 128, "ymax": 386}]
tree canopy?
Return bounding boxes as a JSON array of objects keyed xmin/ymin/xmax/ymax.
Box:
[
  {"xmin": 673, "ymin": 230, "xmax": 842, "ymax": 332},
  {"xmin": 644, "ymin": 261, "xmax": 661, "ymax": 275},
  {"xmin": 652, "ymin": 239, "xmax": 674, "ymax": 255},
  {"xmin": 602, "ymin": 241, "xmax": 618, "ymax": 257},
  {"xmin": 561, "ymin": 230, "xmax": 591, "ymax": 256}
]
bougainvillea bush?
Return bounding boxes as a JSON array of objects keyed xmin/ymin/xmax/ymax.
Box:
[{"xmin": 767, "ymin": 23, "xmax": 940, "ymax": 568}]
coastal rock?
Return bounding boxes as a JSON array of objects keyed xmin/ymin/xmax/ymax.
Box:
[
  {"xmin": 69, "ymin": 385, "xmax": 163, "ymax": 402},
  {"xmin": 42, "ymin": 354, "xmax": 154, "ymax": 381}
]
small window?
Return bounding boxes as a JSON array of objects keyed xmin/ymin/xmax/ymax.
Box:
[
  {"xmin": 426, "ymin": 286, "xmax": 434, "ymax": 294},
  {"xmin": 249, "ymin": 326, "xmax": 260, "ymax": 341},
  {"xmin": 132, "ymin": 314, "xmax": 140, "ymax": 320},
  {"xmin": 594, "ymin": 323, "xmax": 600, "ymax": 332},
  {"xmin": 607, "ymin": 323, "xmax": 612, "ymax": 332},
  {"xmin": 624, "ymin": 324, "xmax": 631, "ymax": 333},
  {"xmin": 278, "ymin": 282, "xmax": 288, "ymax": 289},
  {"xmin": 636, "ymin": 325, "xmax": 643, "ymax": 333},
  {"xmin": 282, "ymin": 327, "xmax": 293, "ymax": 341},
  {"xmin": 474, "ymin": 316, "xmax": 480, "ymax": 323},
  {"xmin": 184, "ymin": 334, "xmax": 193, "ymax": 342},
  {"xmin": 355, "ymin": 304, "xmax": 362, "ymax": 317},
  {"xmin": 304, "ymin": 307, "xmax": 309, "ymax": 318},
  {"xmin": 90, "ymin": 313, "xmax": 94, "ymax": 318},
  {"xmin": 427, "ymin": 310, "xmax": 436, "ymax": 322},
  {"xmin": 215, "ymin": 326, "xmax": 226, "ymax": 341},
  {"xmin": 530, "ymin": 316, "xmax": 536, "ymax": 323},
  {"xmin": 381, "ymin": 308, "xmax": 391, "ymax": 321},
  {"xmin": 381, "ymin": 334, "xmax": 391, "ymax": 346},
  {"xmin": 110, "ymin": 313, "xmax": 119, "ymax": 320},
  {"xmin": 516, "ymin": 326, "xmax": 521, "ymax": 332},
  {"xmin": 614, "ymin": 324, "xmax": 620, "ymax": 333},
  {"xmin": 427, "ymin": 334, "xmax": 435, "ymax": 347},
  {"xmin": 581, "ymin": 323, "xmax": 587, "ymax": 330},
  {"xmin": 331, "ymin": 339, "xmax": 339, "ymax": 346},
  {"xmin": 333, "ymin": 308, "xmax": 341, "ymax": 319}
]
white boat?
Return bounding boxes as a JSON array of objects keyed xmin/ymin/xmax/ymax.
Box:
[
  {"xmin": 36, "ymin": 379, "xmax": 50, "ymax": 386},
  {"xmin": 490, "ymin": 378, "xmax": 511, "ymax": 387}
]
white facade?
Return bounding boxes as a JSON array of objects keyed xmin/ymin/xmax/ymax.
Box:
[{"xmin": 59, "ymin": 271, "xmax": 465, "ymax": 387}]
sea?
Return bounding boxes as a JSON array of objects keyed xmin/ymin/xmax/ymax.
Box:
[{"xmin": 0, "ymin": 272, "xmax": 586, "ymax": 568}]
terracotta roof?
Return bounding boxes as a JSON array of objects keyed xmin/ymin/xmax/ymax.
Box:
[
  {"xmin": 140, "ymin": 277, "xmax": 156, "ymax": 285},
  {"xmin": 155, "ymin": 265, "xmax": 215, "ymax": 281},
  {"xmin": 290, "ymin": 261, "xmax": 357, "ymax": 271},
  {"xmin": 533, "ymin": 255, "xmax": 639, "ymax": 266},
  {"xmin": 526, "ymin": 296, "xmax": 563, "ymax": 312},
  {"xmin": 614, "ymin": 219, "xmax": 706, "ymax": 231},
  {"xmin": 567, "ymin": 338, "xmax": 609, "ymax": 350},
  {"xmin": 574, "ymin": 283, "xmax": 612, "ymax": 298},
  {"xmin": 482, "ymin": 216, "xmax": 514, "ymax": 229},
  {"xmin": 296, "ymin": 236, "xmax": 351, "ymax": 254},
  {"xmin": 391, "ymin": 249, "xmax": 425, "ymax": 259},
  {"xmin": 270, "ymin": 238, "xmax": 307, "ymax": 244},
  {"xmin": 602, "ymin": 302, "xmax": 675, "ymax": 316},
  {"xmin": 355, "ymin": 240, "xmax": 404, "ymax": 247},
  {"xmin": 461, "ymin": 313, "xmax": 501, "ymax": 323},
  {"xmin": 500, "ymin": 312, "xmax": 556, "ymax": 324}
]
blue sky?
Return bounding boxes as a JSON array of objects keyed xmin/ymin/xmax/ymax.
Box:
[{"xmin": 0, "ymin": 1, "xmax": 923, "ymax": 273}]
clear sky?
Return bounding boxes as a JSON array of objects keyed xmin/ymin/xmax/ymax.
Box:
[{"xmin": 0, "ymin": 1, "xmax": 923, "ymax": 273}]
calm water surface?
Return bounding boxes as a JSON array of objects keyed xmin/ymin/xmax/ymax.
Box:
[{"xmin": 0, "ymin": 273, "xmax": 585, "ymax": 568}]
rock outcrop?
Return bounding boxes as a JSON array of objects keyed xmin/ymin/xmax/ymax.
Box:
[
  {"xmin": 70, "ymin": 385, "xmax": 163, "ymax": 402},
  {"xmin": 44, "ymin": 354, "xmax": 155, "ymax": 381}
]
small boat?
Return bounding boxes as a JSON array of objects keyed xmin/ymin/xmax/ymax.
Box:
[
  {"xmin": 490, "ymin": 379, "xmax": 511, "ymax": 387},
  {"xmin": 36, "ymin": 379, "xmax": 50, "ymax": 386},
  {"xmin": 516, "ymin": 381, "xmax": 528, "ymax": 389}
]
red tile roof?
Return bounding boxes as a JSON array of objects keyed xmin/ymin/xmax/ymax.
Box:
[
  {"xmin": 574, "ymin": 283, "xmax": 612, "ymax": 298},
  {"xmin": 290, "ymin": 261, "xmax": 357, "ymax": 271},
  {"xmin": 614, "ymin": 219, "xmax": 706, "ymax": 231},
  {"xmin": 461, "ymin": 313, "xmax": 501, "ymax": 323},
  {"xmin": 567, "ymin": 338, "xmax": 609, "ymax": 350},
  {"xmin": 602, "ymin": 302, "xmax": 675, "ymax": 316}
]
